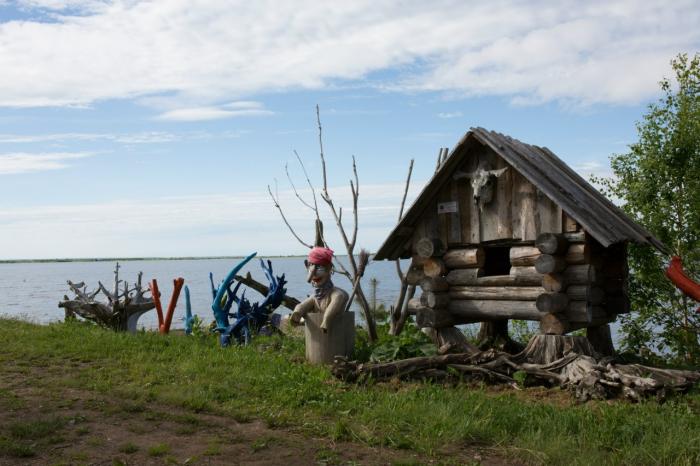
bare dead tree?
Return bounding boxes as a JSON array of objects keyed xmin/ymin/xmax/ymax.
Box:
[
  {"xmin": 268, "ymin": 105, "xmax": 379, "ymax": 341},
  {"xmin": 389, "ymin": 159, "xmax": 415, "ymax": 335}
]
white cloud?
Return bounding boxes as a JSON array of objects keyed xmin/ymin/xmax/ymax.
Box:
[
  {"xmin": 437, "ymin": 111, "xmax": 463, "ymax": 119},
  {"xmin": 0, "ymin": 131, "xmax": 178, "ymax": 144},
  {"xmin": 0, "ymin": 181, "xmax": 423, "ymax": 259},
  {"xmin": 156, "ymin": 102, "xmax": 273, "ymax": 122},
  {"xmin": 0, "ymin": 151, "xmax": 96, "ymax": 174},
  {"xmin": 0, "ymin": 1, "xmax": 697, "ymax": 109}
]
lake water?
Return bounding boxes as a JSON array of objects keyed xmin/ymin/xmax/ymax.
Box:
[
  {"xmin": 0, "ymin": 256, "xmax": 622, "ymax": 342},
  {"xmin": 0, "ymin": 256, "xmax": 405, "ymax": 331}
]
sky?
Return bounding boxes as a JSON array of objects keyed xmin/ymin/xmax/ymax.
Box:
[{"xmin": 0, "ymin": 0, "xmax": 698, "ymax": 260}]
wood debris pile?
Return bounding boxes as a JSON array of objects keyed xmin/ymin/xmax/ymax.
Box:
[{"xmin": 332, "ymin": 335, "xmax": 700, "ymax": 402}]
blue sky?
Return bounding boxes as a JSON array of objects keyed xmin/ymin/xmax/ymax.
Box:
[{"xmin": 0, "ymin": 0, "xmax": 698, "ymax": 260}]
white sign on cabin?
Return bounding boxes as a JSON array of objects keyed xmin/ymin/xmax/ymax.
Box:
[{"xmin": 437, "ymin": 201, "xmax": 458, "ymax": 214}]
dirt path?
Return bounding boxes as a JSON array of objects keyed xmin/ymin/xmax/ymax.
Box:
[{"xmin": 0, "ymin": 364, "xmax": 515, "ymax": 466}]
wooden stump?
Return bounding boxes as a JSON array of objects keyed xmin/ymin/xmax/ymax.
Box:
[
  {"xmin": 516, "ymin": 334, "xmax": 596, "ymax": 365},
  {"xmin": 304, "ymin": 312, "xmax": 355, "ymax": 365}
]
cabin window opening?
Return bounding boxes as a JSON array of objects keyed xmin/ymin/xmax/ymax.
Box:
[{"xmin": 483, "ymin": 246, "xmax": 511, "ymax": 276}]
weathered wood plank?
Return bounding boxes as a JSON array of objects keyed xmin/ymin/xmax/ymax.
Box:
[
  {"xmin": 512, "ymin": 171, "xmax": 537, "ymax": 241},
  {"xmin": 536, "ymin": 189, "xmax": 562, "ymax": 235},
  {"xmin": 448, "ymin": 299, "xmax": 542, "ymax": 321},
  {"xmin": 509, "ymin": 266, "xmax": 544, "ymax": 285},
  {"xmin": 448, "ymin": 179, "xmax": 462, "ymax": 245},
  {"xmin": 509, "ymin": 246, "xmax": 541, "ymax": 267},
  {"xmin": 563, "ymin": 212, "xmax": 578, "ymax": 233},
  {"xmin": 449, "ymin": 286, "xmax": 543, "ymax": 300},
  {"xmin": 445, "ymin": 268, "xmax": 485, "ymax": 286}
]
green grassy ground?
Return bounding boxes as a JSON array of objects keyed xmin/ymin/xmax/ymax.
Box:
[{"xmin": 1, "ymin": 318, "xmax": 698, "ymax": 465}]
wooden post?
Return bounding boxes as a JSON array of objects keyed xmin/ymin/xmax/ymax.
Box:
[{"xmin": 304, "ymin": 312, "xmax": 355, "ymax": 365}]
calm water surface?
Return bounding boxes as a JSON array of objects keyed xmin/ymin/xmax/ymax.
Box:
[
  {"xmin": 0, "ymin": 257, "xmax": 405, "ymax": 331},
  {"xmin": 0, "ymin": 256, "xmax": 622, "ymax": 342}
]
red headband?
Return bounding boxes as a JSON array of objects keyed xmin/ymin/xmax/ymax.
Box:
[{"xmin": 308, "ymin": 247, "xmax": 334, "ymax": 266}]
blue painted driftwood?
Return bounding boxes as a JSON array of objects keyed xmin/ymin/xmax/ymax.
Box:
[
  {"xmin": 210, "ymin": 254, "xmax": 287, "ymax": 347},
  {"xmin": 183, "ymin": 285, "xmax": 195, "ymax": 335}
]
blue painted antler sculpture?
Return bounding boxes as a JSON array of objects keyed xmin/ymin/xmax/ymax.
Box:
[{"xmin": 210, "ymin": 253, "xmax": 287, "ymax": 347}]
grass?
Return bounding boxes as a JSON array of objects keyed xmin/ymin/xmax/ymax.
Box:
[
  {"xmin": 1, "ymin": 318, "xmax": 699, "ymax": 465},
  {"xmin": 147, "ymin": 443, "xmax": 171, "ymax": 457}
]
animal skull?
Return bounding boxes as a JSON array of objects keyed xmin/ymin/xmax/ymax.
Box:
[{"xmin": 453, "ymin": 166, "xmax": 508, "ymax": 205}]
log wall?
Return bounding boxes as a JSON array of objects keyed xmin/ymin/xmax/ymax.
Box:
[
  {"xmin": 401, "ymin": 140, "xmax": 629, "ymax": 340},
  {"xmin": 408, "ymin": 231, "xmax": 628, "ymax": 339}
]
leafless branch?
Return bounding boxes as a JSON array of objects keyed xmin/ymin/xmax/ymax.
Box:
[
  {"xmin": 394, "ymin": 158, "xmax": 414, "ymax": 281},
  {"xmin": 267, "ymin": 184, "xmax": 313, "ymax": 249},
  {"xmin": 349, "ymin": 156, "xmax": 359, "ymax": 250},
  {"xmin": 293, "ymin": 150, "xmax": 322, "ymax": 224},
  {"xmin": 285, "ymin": 162, "xmax": 315, "ymax": 212},
  {"xmin": 398, "ymin": 159, "xmax": 414, "ymax": 221},
  {"xmin": 317, "ymin": 104, "xmax": 328, "ymax": 195}
]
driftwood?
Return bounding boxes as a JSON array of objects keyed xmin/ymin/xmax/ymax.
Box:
[
  {"xmin": 58, "ymin": 262, "xmax": 154, "ymax": 332},
  {"xmin": 332, "ymin": 334, "xmax": 700, "ymax": 402},
  {"xmin": 234, "ymin": 271, "xmax": 301, "ymax": 310}
]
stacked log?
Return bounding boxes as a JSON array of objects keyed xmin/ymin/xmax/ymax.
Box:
[
  {"xmin": 440, "ymin": 245, "xmax": 547, "ymax": 326},
  {"xmin": 411, "ymin": 238, "xmax": 472, "ymax": 353},
  {"xmin": 536, "ymin": 233, "xmax": 620, "ymax": 335}
]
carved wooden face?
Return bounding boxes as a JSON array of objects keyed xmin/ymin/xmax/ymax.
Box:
[{"xmin": 304, "ymin": 260, "xmax": 331, "ymax": 287}]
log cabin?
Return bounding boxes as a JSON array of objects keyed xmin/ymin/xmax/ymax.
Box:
[{"xmin": 374, "ymin": 128, "xmax": 668, "ymax": 353}]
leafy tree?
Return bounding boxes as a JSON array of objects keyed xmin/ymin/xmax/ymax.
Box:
[{"xmin": 597, "ymin": 54, "xmax": 700, "ymax": 364}]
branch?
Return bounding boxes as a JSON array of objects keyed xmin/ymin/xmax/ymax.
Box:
[
  {"xmin": 398, "ymin": 158, "xmax": 414, "ymax": 221},
  {"xmin": 317, "ymin": 104, "xmax": 328, "ymax": 196},
  {"xmin": 285, "ymin": 162, "xmax": 316, "ymax": 212},
  {"xmin": 349, "ymin": 156, "xmax": 359, "ymax": 250},
  {"xmin": 293, "ymin": 150, "xmax": 322, "ymax": 225},
  {"xmin": 267, "ymin": 184, "xmax": 313, "ymax": 249},
  {"xmin": 395, "ymin": 158, "xmax": 414, "ymax": 281}
]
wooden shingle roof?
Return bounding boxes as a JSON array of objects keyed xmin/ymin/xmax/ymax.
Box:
[{"xmin": 374, "ymin": 128, "xmax": 668, "ymax": 260}]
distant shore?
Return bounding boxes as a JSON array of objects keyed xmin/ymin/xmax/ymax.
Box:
[{"xmin": 0, "ymin": 255, "xmax": 311, "ymax": 265}]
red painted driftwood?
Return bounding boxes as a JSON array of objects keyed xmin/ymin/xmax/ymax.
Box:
[
  {"xmin": 149, "ymin": 277, "xmax": 185, "ymax": 333},
  {"xmin": 665, "ymin": 256, "xmax": 700, "ymax": 312}
]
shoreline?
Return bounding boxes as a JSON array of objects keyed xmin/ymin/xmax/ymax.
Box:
[{"xmin": 0, "ymin": 255, "xmax": 312, "ymax": 265}]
